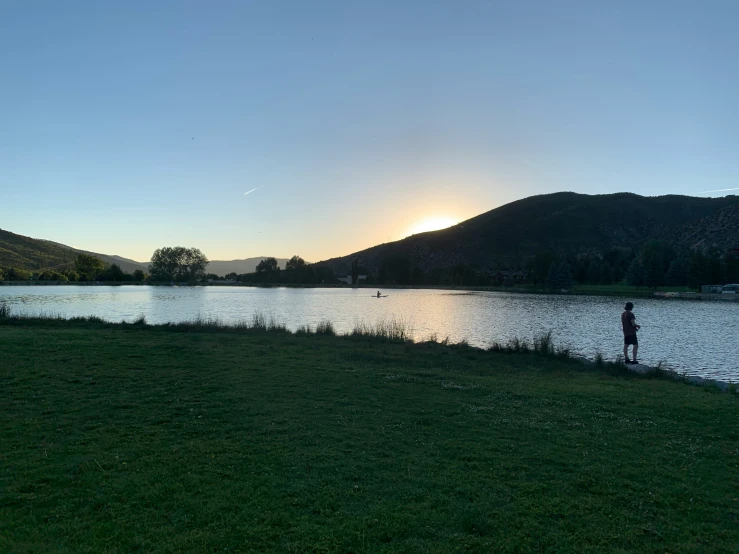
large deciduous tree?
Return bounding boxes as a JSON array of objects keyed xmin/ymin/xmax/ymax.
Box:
[
  {"xmin": 256, "ymin": 257, "xmax": 278, "ymax": 273},
  {"xmin": 5, "ymin": 267, "xmax": 33, "ymax": 281},
  {"xmin": 149, "ymin": 247, "xmax": 208, "ymax": 283},
  {"xmin": 285, "ymin": 256, "xmax": 306, "ymax": 271},
  {"xmin": 74, "ymin": 254, "xmax": 106, "ymax": 281}
]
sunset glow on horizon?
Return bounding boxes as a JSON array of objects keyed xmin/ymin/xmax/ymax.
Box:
[
  {"xmin": 405, "ymin": 217, "xmax": 459, "ymax": 237},
  {"xmin": 2, "ymin": 2, "xmax": 737, "ymax": 263}
]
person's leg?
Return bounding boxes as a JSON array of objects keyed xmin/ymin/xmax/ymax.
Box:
[
  {"xmin": 623, "ymin": 343, "xmax": 630, "ymax": 362},
  {"xmin": 632, "ymin": 344, "xmax": 638, "ymax": 363}
]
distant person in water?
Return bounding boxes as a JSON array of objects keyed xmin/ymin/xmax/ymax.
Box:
[
  {"xmin": 377, "ymin": 291, "xmax": 381, "ymax": 298},
  {"xmin": 621, "ymin": 302, "xmax": 641, "ymax": 364}
]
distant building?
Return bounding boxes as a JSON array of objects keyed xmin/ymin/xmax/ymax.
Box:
[
  {"xmin": 702, "ymin": 284, "xmax": 725, "ymax": 294},
  {"xmin": 337, "ymin": 275, "xmax": 367, "ymax": 285},
  {"xmin": 486, "ymin": 269, "xmax": 528, "ymax": 281},
  {"xmin": 723, "ymin": 284, "xmax": 739, "ymax": 293}
]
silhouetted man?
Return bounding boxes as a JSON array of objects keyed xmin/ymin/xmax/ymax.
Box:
[{"xmin": 621, "ymin": 302, "xmax": 641, "ymax": 364}]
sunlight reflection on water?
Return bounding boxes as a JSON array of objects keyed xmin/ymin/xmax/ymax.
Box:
[{"xmin": 1, "ymin": 286, "xmax": 737, "ymax": 380}]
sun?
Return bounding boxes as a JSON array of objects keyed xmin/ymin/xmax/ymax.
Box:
[{"xmin": 406, "ymin": 217, "xmax": 458, "ymax": 237}]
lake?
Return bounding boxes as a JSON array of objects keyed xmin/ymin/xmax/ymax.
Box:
[{"xmin": 1, "ymin": 285, "xmax": 737, "ymax": 381}]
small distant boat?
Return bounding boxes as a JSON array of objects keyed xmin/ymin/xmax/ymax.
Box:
[{"xmin": 372, "ymin": 295, "xmax": 389, "ymax": 298}]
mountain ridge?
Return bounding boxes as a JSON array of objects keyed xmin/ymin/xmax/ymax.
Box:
[
  {"xmin": 0, "ymin": 229, "xmax": 289, "ymax": 276},
  {"xmin": 316, "ymin": 192, "xmax": 739, "ymax": 274},
  {"xmin": 3, "ymin": 192, "xmax": 738, "ymax": 277}
]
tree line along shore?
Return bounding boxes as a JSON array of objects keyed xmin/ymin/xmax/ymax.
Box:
[{"xmin": 2, "ymin": 239, "xmax": 738, "ymax": 292}]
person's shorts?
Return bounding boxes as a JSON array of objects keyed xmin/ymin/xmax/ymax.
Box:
[{"xmin": 624, "ymin": 334, "xmax": 638, "ymax": 345}]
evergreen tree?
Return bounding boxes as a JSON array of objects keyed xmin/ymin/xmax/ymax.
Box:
[
  {"xmin": 533, "ymin": 252, "xmax": 558, "ymax": 285},
  {"xmin": 586, "ymin": 259, "xmax": 603, "ymax": 284},
  {"xmin": 625, "ymin": 258, "xmax": 646, "ymax": 287},
  {"xmin": 574, "ymin": 258, "xmax": 589, "ymax": 285},
  {"xmin": 601, "ymin": 263, "xmax": 615, "ymax": 285},
  {"xmin": 546, "ymin": 262, "xmax": 573, "ymax": 290},
  {"xmin": 556, "ymin": 262, "xmax": 574, "ymax": 289},
  {"xmin": 640, "ymin": 240, "xmax": 673, "ymax": 288},
  {"xmin": 666, "ymin": 257, "xmax": 689, "ymax": 286},
  {"xmin": 351, "ymin": 259, "xmax": 359, "ymax": 285},
  {"xmin": 688, "ymin": 251, "xmax": 711, "ymax": 289},
  {"xmin": 706, "ymin": 248, "xmax": 724, "ymax": 284},
  {"xmin": 545, "ymin": 262, "xmax": 559, "ymax": 289},
  {"xmin": 725, "ymin": 251, "xmax": 739, "ymax": 283}
]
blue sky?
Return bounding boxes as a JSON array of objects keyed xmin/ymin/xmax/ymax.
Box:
[{"xmin": 1, "ymin": 1, "xmax": 737, "ymax": 262}]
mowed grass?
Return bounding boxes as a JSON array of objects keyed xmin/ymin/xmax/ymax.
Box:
[{"xmin": 0, "ymin": 322, "xmax": 737, "ymax": 553}]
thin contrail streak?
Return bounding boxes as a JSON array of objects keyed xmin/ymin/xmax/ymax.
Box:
[
  {"xmin": 243, "ymin": 186, "xmax": 262, "ymax": 196},
  {"xmin": 701, "ymin": 187, "xmax": 739, "ymax": 193}
]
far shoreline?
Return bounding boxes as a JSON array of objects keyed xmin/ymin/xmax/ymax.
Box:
[{"xmin": 2, "ymin": 280, "xmax": 736, "ymax": 301}]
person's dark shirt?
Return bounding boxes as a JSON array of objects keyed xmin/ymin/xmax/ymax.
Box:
[{"xmin": 621, "ymin": 310, "xmax": 637, "ymax": 336}]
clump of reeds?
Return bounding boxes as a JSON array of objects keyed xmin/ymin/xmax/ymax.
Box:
[
  {"xmin": 315, "ymin": 320, "xmax": 336, "ymax": 335},
  {"xmin": 350, "ymin": 318, "xmax": 413, "ymax": 342},
  {"xmin": 295, "ymin": 324, "xmax": 312, "ymax": 335},
  {"xmin": 648, "ymin": 360, "xmax": 678, "ymax": 380},
  {"xmin": 488, "ymin": 336, "xmax": 530, "ymax": 353},
  {"xmin": 155, "ymin": 311, "xmax": 288, "ymax": 334},
  {"xmin": 533, "ymin": 331, "xmax": 554, "ymax": 356},
  {"xmin": 488, "ymin": 331, "xmax": 572, "ymax": 360}
]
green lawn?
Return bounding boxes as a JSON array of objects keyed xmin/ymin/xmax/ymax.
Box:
[{"xmin": 1, "ymin": 322, "xmax": 737, "ymax": 553}]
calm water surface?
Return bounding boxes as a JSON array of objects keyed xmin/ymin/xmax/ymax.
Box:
[{"xmin": 1, "ymin": 286, "xmax": 737, "ymax": 380}]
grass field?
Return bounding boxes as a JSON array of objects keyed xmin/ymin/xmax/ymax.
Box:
[{"xmin": 1, "ymin": 319, "xmax": 737, "ymax": 553}]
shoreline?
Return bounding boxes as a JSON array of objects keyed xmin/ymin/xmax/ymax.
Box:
[
  {"xmin": 0, "ymin": 280, "xmax": 688, "ymax": 298},
  {"xmin": 1, "ymin": 309, "xmax": 735, "ymax": 391},
  {"xmin": 2, "ymin": 280, "xmax": 736, "ymax": 302}
]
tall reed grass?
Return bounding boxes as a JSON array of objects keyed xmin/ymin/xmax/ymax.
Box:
[
  {"xmin": 350, "ymin": 317, "xmax": 413, "ymax": 342},
  {"xmin": 488, "ymin": 331, "xmax": 572, "ymax": 359}
]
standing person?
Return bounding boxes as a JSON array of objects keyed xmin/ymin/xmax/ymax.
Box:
[{"xmin": 621, "ymin": 302, "xmax": 641, "ymax": 364}]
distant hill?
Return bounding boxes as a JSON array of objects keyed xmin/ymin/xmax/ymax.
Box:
[
  {"xmin": 0, "ymin": 228, "xmax": 289, "ymax": 276},
  {"xmin": 0, "ymin": 229, "xmax": 151, "ymax": 274},
  {"xmin": 41, "ymin": 241, "xmax": 150, "ymax": 274},
  {"xmin": 0, "ymin": 229, "xmax": 80, "ymax": 270},
  {"xmin": 317, "ymin": 192, "xmax": 739, "ymax": 274},
  {"xmin": 207, "ymin": 258, "xmax": 291, "ymax": 276}
]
